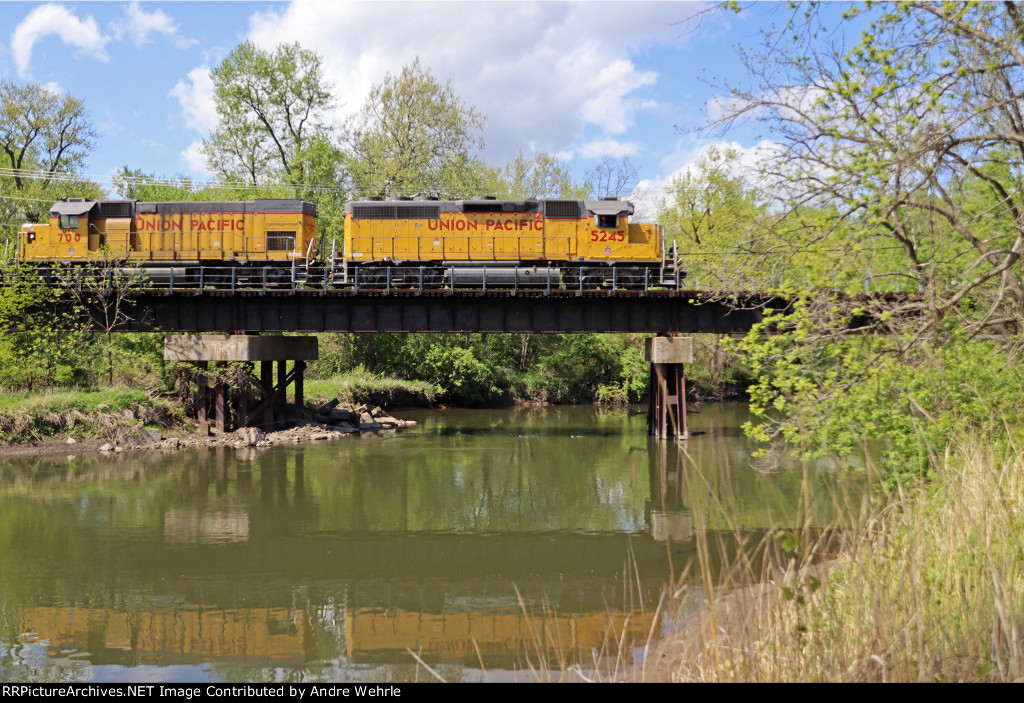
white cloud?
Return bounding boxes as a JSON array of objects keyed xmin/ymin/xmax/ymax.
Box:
[
  {"xmin": 581, "ymin": 59, "xmax": 658, "ymax": 134},
  {"xmin": 42, "ymin": 80, "xmax": 62, "ymax": 95},
  {"xmin": 9, "ymin": 2, "xmax": 196, "ymax": 76},
  {"xmin": 237, "ymin": 1, "xmax": 705, "ymax": 163},
  {"xmin": 180, "ymin": 140, "xmax": 212, "ymax": 177},
  {"xmin": 631, "ymin": 139, "xmax": 782, "ymax": 218},
  {"xmin": 11, "ymin": 3, "xmax": 108, "ymax": 76},
  {"xmin": 578, "ymin": 138, "xmax": 640, "ymax": 159},
  {"xmin": 169, "ymin": 66, "xmax": 217, "ymax": 133},
  {"xmin": 111, "ymin": 2, "xmax": 196, "ymax": 49}
]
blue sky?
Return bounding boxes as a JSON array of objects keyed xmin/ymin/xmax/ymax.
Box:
[{"xmin": 1, "ymin": 1, "xmax": 801, "ymax": 206}]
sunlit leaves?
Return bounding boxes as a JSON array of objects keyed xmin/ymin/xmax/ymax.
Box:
[{"xmin": 344, "ymin": 58, "xmax": 486, "ymax": 198}]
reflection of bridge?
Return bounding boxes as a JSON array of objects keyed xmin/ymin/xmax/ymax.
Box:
[{"xmin": 2, "ymin": 423, "xmax": 840, "ymax": 675}]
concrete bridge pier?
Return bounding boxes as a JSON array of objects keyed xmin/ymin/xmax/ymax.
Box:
[
  {"xmin": 646, "ymin": 336, "xmax": 692, "ymax": 441},
  {"xmin": 164, "ymin": 335, "xmax": 319, "ymax": 433}
]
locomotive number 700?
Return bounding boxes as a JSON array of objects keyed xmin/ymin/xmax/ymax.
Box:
[
  {"xmin": 590, "ymin": 230, "xmax": 625, "ymax": 242},
  {"xmin": 57, "ymin": 232, "xmax": 82, "ymax": 243}
]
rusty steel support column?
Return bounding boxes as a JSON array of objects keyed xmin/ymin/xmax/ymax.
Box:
[
  {"xmin": 294, "ymin": 360, "xmax": 305, "ymax": 411},
  {"xmin": 214, "ymin": 360, "xmax": 227, "ymax": 433},
  {"xmin": 214, "ymin": 383, "xmax": 227, "ymax": 433},
  {"xmin": 277, "ymin": 360, "xmax": 288, "ymax": 405},
  {"xmin": 646, "ymin": 336, "xmax": 693, "ymax": 441},
  {"xmin": 261, "ymin": 360, "xmax": 274, "ymax": 429},
  {"xmin": 197, "ymin": 374, "xmax": 210, "ymax": 436},
  {"xmin": 238, "ymin": 362, "xmax": 250, "ymax": 429}
]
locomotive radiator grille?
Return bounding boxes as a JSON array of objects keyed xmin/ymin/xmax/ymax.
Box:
[{"xmin": 266, "ymin": 231, "xmax": 296, "ymax": 251}]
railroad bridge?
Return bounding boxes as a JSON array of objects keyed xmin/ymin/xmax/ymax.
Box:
[{"xmin": 35, "ymin": 269, "xmax": 800, "ymax": 441}]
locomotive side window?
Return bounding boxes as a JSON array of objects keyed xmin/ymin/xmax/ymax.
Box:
[
  {"xmin": 267, "ymin": 231, "xmax": 295, "ymax": 250},
  {"xmin": 60, "ymin": 215, "xmax": 78, "ymax": 229},
  {"xmin": 597, "ymin": 215, "xmax": 618, "ymax": 229}
]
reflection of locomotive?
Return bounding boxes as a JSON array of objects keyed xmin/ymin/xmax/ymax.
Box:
[
  {"xmin": 19, "ymin": 198, "xmax": 317, "ymax": 281},
  {"xmin": 342, "ymin": 196, "xmax": 672, "ymax": 287}
]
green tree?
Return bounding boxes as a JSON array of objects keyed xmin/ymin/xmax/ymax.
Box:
[
  {"xmin": 487, "ymin": 149, "xmax": 589, "ymax": 200},
  {"xmin": 711, "ymin": 2, "xmax": 1024, "ymax": 475},
  {"xmin": 658, "ymin": 146, "xmax": 773, "ymax": 289},
  {"xmin": 112, "ymin": 167, "xmax": 259, "ymax": 202},
  {"xmin": 203, "ymin": 41, "xmax": 335, "ymax": 186},
  {"xmin": 345, "ymin": 58, "xmax": 486, "ymax": 197},
  {"xmin": 0, "ymin": 81, "xmax": 100, "ymax": 232},
  {"xmin": 0, "ymin": 268, "xmax": 87, "ymax": 391}
]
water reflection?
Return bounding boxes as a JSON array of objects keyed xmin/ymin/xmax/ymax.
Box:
[{"xmin": 0, "ymin": 404, "xmax": 865, "ymax": 682}]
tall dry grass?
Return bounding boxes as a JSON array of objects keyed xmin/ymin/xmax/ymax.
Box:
[{"xmin": 641, "ymin": 434, "xmax": 1024, "ymax": 682}]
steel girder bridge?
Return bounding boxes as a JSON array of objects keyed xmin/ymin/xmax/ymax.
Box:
[{"xmin": 97, "ymin": 288, "xmax": 783, "ymax": 335}]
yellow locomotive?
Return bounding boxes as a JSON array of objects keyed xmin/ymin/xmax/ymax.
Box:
[
  {"xmin": 20, "ymin": 198, "xmax": 317, "ymax": 280},
  {"xmin": 342, "ymin": 196, "xmax": 670, "ymax": 287},
  {"xmin": 20, "ymin": 196, "xmax": 674, "ymax": 289}
]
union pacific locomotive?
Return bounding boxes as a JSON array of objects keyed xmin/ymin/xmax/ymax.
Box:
[
  {"xmin": 20, "ymin": 196, "xmax": 675, "ymax": 288},
  {"xmin": 20, "ymin": 198, "xmax": 317, "ymax": 282},
  {"xmin": 341, "ymin": 196, "xmax": 671, "ymax": 287}
]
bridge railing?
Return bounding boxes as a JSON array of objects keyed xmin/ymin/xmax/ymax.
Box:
[{"xmin": 0, "ymin": 263, "xmax": 694, "ymax": 297}]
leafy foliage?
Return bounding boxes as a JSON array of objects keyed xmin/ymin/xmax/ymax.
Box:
[
  {"xmin": 308, "ymin": 332, "xmax": 656, "ymax": 406},
  {"xmin": 487, "ymin": 149, "xmax": 589, "ymax": 200},
  {"xmin": 344, "ymin": 58, "xmax": 486, "ymax": 197},
  {"xmin": 0, "ymin": 267, "xmax": 86, "ymax": 391},
  {"xmin": 704, "ymin": 2, "xmax": 1024, "ymax": 476},
  {"xmin": 203, "ymin": 41, "xmax": 335, "ymax": 186}
]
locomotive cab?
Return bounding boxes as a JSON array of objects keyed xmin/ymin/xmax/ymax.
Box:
[{"xmin": 39, "ymin": 199, "xmax": 97, "ymax": 260}]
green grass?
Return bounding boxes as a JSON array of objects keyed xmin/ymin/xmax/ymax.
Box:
[
  {"xmin": 0, "ymin": 387, "xmax": 151, "ymax": 415},
  {"xmin": 304, "ymin": 369, "xmax": 439, "ymax": 407},
  {"xmin": 0, "ymin": 387, "xmax": 178, "ymax": 443}
]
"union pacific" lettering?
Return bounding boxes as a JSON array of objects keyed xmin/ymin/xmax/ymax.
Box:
[
  {"xmin": 136, "ymin": 216, "xmax": 244, "ymax": 232},
  {"xmin": 427, "ymin": 218, "xmax": 542, "ymax": 231}
]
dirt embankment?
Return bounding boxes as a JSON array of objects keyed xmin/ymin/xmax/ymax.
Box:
[{"xmin": 0, "ymin": 403, "xmax": 418, "ymax": 460}]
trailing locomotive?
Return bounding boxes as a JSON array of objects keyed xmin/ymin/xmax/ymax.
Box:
[
  {"xmin": 342, "ymin": 196, "xmax": 673, "ymax": 287},
  {"xmin": 19, "ymin": 198, "xmax": 317, "ymax": 282}
]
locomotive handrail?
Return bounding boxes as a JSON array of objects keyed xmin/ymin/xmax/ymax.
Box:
[{"xmin": 0, "ymin": 260, "xmax": 697, "ymax": 298}]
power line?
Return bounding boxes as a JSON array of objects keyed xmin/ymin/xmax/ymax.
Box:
[
  {"xmin": 0, "ymin": 167, "xmax": 472, "ymax": 195},
  {"xmin": 0, "ymin": 193, "xmax": 67, "ymax": 203},
  {"xmin": 0, "ymin": 166, "xmax": 678, "ymax": 198}
]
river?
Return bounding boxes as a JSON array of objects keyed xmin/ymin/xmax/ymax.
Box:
[{"xmin": 0, "ymin": 404, "xmax": 867, "ymax": 683}]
